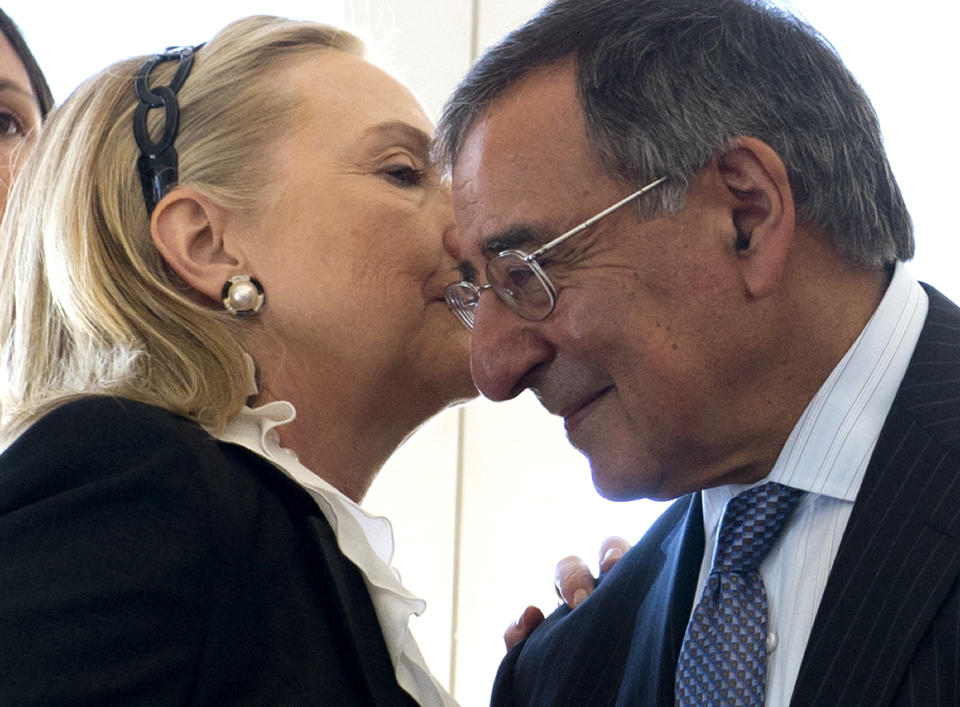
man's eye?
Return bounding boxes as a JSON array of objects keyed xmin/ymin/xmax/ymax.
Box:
[{"xmin": 505, "ymin": 266, "xmax": 534, "ymax": 288}]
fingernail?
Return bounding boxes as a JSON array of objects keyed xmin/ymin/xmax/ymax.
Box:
[
  {"xmin": 601, "ymin": 547, "xmax": 624, "ymax": 570},
  {"xmin": 572, "ymin": 588, "xmax": 588, "ymax": 608},
  {"xmin": 516, "ymin": 607, "xmax": 534, "ymax": 628}
]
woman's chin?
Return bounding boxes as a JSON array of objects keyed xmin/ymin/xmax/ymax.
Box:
[{"xmin": 436, "ymin": 365, "xmax": 479, "ymax": 409}]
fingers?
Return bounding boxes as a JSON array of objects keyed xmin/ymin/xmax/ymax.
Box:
[
  {"xmin": 554, "ymin": 536, "xmax": 633, "ymax": 610},
  {"xmin": 598, "ymin": 536, "xmax": 631, "ymax": 574},
  {"xmin": 504, "ymin": 605, "xmax": 545, "ymax": 651},
  {"xmin": 503, "ymin": 539, "xmax": 634, "ymax": 655},
  {"xmin": 554, "ymin": 554, "xmax": 594, "ymax": 609}
]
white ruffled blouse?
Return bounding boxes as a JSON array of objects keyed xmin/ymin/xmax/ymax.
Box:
[{"xmin": 206, "ymin": 366, "xmax": 456, "ymax": 706}]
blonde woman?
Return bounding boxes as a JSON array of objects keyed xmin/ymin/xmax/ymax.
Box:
[{"xmin": 0, "ymin": 16, "xmax": 475, "ymax": 705}]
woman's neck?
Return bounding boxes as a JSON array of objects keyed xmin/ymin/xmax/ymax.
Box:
[{"xmin": 252, "ymin": 357, "xmax": 448, "ymax": 503}]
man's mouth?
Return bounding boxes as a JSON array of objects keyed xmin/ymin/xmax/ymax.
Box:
[{"xmin": 561, "ymin": 387, "xmax": 613, "ymax": 434}]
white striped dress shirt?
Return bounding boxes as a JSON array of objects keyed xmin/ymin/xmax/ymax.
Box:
[{"xmin": 695, "ymin": 262, "xmax": 929, "ymax": 705}]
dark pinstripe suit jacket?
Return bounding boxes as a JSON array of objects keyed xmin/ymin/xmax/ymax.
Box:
[{"xmin": 492, "ymin": 284, "xmax": 960, "ymax": 706}]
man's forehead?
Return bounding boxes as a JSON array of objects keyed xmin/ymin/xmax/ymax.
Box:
[
  {"xmin": 454, "ymin": 64, "xmax": 582, "ymax": 165},
  {"xmin": 450, "ymin": 175, "xmax": 527, "ymax": 260},
  {"xmin": 451, "ymin": 152, "xmax": 550, "ymax": 260},
  {"xmin": 449, "ymin": 59, "xmax": 621, "ymax": 263}
]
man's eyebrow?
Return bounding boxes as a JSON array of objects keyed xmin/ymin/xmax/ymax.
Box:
[
  {"xmin": 455, "ymin": 260, "xmax": 478, "ymax": 283},
  {"xmin": 481, "ymin": 224, "xmax": 546, "ymax": 256}
]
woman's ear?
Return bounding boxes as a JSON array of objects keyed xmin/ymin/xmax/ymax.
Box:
[
  {"xmin": 150, "ymin": 189, "xmax": 246, "ymax": 304},
  {"xmin": 716, "ymin": 137, "xmax": 796, "ymax": 299}
]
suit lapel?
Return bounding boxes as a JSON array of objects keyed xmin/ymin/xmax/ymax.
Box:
[
  {"xmin": 617, "ymin": 492, "xmax": 704, "ymax": 706},
  {"xmin": 792, "ymin": 286, "xmax": 960, "ymax": 706},
  {"xmin": 495, "ymin": 494, "xmax": 704, "ymax": 706}
]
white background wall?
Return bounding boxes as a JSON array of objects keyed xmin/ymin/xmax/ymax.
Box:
[{"xmin": 5, "ymin": 1, "xmax": 958, "ymax": 704}]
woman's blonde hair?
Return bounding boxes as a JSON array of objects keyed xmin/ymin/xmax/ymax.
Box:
[{"xmin": 0, "ymin": 15, "xmax": 364, "ymax": 442}]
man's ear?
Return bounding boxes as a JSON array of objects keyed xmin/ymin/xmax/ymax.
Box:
[
  {"xmin": 716, "ymin": 137, "xmax": 796, "ymax": 299},
  {"xmin": 150, "ymin": 189, "xmax": 246, "ymax": 304}
]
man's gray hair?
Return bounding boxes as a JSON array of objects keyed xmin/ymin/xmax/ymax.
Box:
[{"xmin": 434, "ymin": 0, "xmax": 912, "ymax": 267}]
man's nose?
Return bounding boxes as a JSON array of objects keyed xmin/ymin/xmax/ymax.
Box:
[{"xmin": 469, "ymin": 293, "xmax": 553, "ymax": 402}]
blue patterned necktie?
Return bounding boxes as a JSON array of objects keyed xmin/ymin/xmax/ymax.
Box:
[{"xmin": 675, "ymin": 482, "xmax": 805, "ymax": 706}]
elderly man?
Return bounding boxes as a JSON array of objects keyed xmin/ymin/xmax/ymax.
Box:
[{"xmin": 436, "ymin": 0, "xmax": 960, "ymax": 704}]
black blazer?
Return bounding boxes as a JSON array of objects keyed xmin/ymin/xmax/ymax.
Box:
[
  {"xmin": 0, "ymin": 397, "xmax": 418, "ymax": 706},
  {"xmin": 492, "ymin": 284, "xmax": 960, "ymax": 706}
]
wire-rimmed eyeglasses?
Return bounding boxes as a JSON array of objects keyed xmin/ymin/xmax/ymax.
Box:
[{"xmin": 444, "ymin": 176, "xmax": 667, "ymax": 330}]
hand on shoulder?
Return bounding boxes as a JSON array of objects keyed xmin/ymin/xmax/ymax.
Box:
[{"xmin": 504, "ymin": 536, "xmax": 631, "ymax": 650}]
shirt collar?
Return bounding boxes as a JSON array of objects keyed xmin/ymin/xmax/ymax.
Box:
[{"xmin": 702, "ymin": 261, "xmax": 928, "ymax": 530}]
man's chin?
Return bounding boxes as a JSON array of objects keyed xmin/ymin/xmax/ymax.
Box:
[
  {"xmin": 589, "ymin": 463, "xmax": 653, "ymax": 501},
  {"xmin": 587, "ymin": 456, "xmax": 685, "ymax": 502}
]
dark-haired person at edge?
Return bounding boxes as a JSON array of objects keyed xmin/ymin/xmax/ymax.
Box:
[
  {"xmin": 0, "ymin": 14, "xmax": 602, "ymax": 705},
  {"xmin": 0, "ymin": 8, "xmax": 52, "ymax": 216},
  {"xmin": 438, "ymin": 0, "xmax": 960, "ymax": 704}
]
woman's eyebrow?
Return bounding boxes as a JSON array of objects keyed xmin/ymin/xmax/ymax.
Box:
[
  {"xmin": 360, "ymin": 120, "xmax": 431, "ymax": 157},
  {"xmin": 0, "ymin": 79, "xmax": 34, "ymax": 100}
]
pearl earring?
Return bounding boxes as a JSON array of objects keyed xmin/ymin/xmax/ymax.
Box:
[{"xmin": 221, "ymin": 275, "xmax": 265, "ymax": 316}]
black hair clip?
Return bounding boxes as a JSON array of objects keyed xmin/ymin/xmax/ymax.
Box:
[{"xmin": 132, "ymin": 44, "xmax": 203, "ymax": 215}]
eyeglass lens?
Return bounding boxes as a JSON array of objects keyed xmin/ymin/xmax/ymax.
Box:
[
  {"xmin": 443, "ymin": 253, "xmax": 557, "ymax": 330},
  {"xmin": 486, "ymin": 252, "xmax": 555, "ymax": 321},
  {"xmin": 444, "ymin": 282, "xmax": 481, "ymax": 329}
]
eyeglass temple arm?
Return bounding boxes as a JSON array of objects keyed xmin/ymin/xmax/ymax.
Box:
[{"xmin": 527, "ymin": 176, "xmax": 668, "ymax": 260}]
